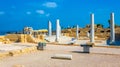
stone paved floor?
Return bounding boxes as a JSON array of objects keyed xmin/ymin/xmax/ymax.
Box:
[
  {"xmin": 0, "ymin": 43, "xmax": 36, "ymax": 51},
  {"xmin": 0, "ymin": 44, "xmax": 120, "ymax": 67}
]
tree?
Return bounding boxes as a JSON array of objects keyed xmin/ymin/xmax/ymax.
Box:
[
  {"xmin": 108, "ymin": 19, "xmax": 120, "ymax": 28},
  {"xmin": 108, "ymin": 19, "xmax": 111, "ymax": 28},
  {"xmin": 115, "ymin": 24, "xmax": 120, "ymax": 28},
  {"xmin": 86, "ymin": 24, "xmax": 90, "ymax": 28},
  {"xmin": 97, "ymin": 24, "xmax": 104, "ymax": 28},
  {"xmin": 108, "ymin": 20, "xmax": 111, "ymax": 24},
  {"xmin": 72, "ymin": 25, "xmax": 76, "ymax": 28},
  {"xmin": 61, "ymin": 26, "xmax": 64, "ymax": 30}
]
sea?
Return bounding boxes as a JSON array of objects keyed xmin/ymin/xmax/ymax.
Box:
[
  {"xmin": 0, "ymin": 31, "xmax": 17, "ymax": 36},
  {"xmin": 0, "ymin": 31, "xmax": 6, "ymax": 36}
]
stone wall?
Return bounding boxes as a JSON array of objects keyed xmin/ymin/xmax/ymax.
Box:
[
  {"xmin": 5, "ymin": 34, "xmax": 19, "ymax": 42},
  {"xmin": 4, "ymin": 34, "xmax": 45, "ymax": 43},
  {"xmin": 0, "ymin": 36, "xmax": 11, "ymax": 44},
  {"xmin": 0, "ymin": 36, "xmax": 4, "ymax": 42}
]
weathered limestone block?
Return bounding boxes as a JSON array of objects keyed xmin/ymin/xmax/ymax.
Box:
[
  {"xmin": 5, "ymin": 34, "xmax": 19, "ymax": 42},
  {"xmin": 20, "ymin": 48, "xmax": 30, "ymax": 53},
  {"xmin": 9, "ymin": 50, "xmax": 21, "ymax": 56},
  {"xmin": 36, "ymin": 35, "xmax": 44, "ymax": 41},
  {"xmin": 20, "ymin": 47, "xmax": 37, "ymax": 54},
  {"xmin": 26, "ymin": 34, "xmax": 39, "ymax": 43},
  {"xmin": 0, "ymin": 36, "xmax": 5, "ymax": 42},
  {"xmin": 19, "ymin": 34, "xmax": 27, "ymax": 43},
  {"xmin": 26, "ymin": 47, "xmax": 37, "ymax": 52},
  {"xmin": 5, "ymin": 34, "xmax": 28, "ymax": 43},
  {"xmin": 51, "ymin": 54, "xmax": 72, "ymax": 60},
  {"xmin": 3, "ymin": 38, "xmax": 11, "ymax": 44},
  {"xmin": 0, "ymin": 52, "xmax": 9, "ymax": 58}
]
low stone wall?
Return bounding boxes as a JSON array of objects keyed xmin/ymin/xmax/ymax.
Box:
[
  {"xmin": 0, "ymin": 46, "xmax": 37, "ymax": 58},
  {"xmin": 36, "ymin": 35, "xmax": 44, "ymax": 40},
  {"xmin": 5, "ymin": 34, "xmax": 19, "ymax": 42},
  {"xmin": 0, "ymin": 36, "xmax": 5, "ymax": 42},
  {"xmin": 4, "ymin": 34, "xmax": 45, "ymax": 43},
  {"xmin": 0, "ymin": 52, "xmax": 10, "ymax": 58},
  {"xmin": 0, "ymin": 36, "xmax": 11, "ymax": 44}
]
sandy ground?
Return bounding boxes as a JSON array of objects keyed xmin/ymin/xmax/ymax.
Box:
[
  {"xmin": 0, "ymin": 44, "xmax": 120, "ymax": 67},
  {"xmin": 0, "ymin": 43, "xmax": 37, "ymax": 51}
]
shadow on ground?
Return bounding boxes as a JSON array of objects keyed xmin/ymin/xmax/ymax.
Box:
[
  {"xmin": 70, "ymin": 51, "xmax": 90, "ymax": 54},
  {"xmin": 106, "ymin": 33, "xmax": 120, "ymax": 46}
]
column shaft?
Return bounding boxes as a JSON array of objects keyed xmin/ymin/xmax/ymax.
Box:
[
  {"xmin": 76, "ymin": 25, "xmax": 79, "ymax": 39},
  {"xmin": 90, "ymin": 14, "xmax": 95, "ymax": 43},
  {"xmin": 110, "ymin": 13, "xmax": 115, "ymax": 44},
  {"xmin": 56, "ymin": 19, "xmax": 60, "ymax": 42},
  {"xmin": 48, "ymin": 21, "xmax": 52, "ymax": 36}
]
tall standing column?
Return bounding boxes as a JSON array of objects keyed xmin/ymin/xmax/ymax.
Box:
[
  {"xmin": 76, "ymin": 25, "xmax": 79, "ymax": 39},
  {"xmin": 59, "ymin": 25, "xmax": 61, "ymax": 37},
  {"xmin": 90, "ymin": 13, "xmax": 95, "ymax": 43},
  {"xmin": 56, "ymin": 19, "xmax": 60, "ymax": 42},
  {"xmin": 110, "ymin": 12, "xmax": 115, "ymax": 44},
  {"xmin": 48, "ymin": 21, "xmax": 52, "ymax": 36}
]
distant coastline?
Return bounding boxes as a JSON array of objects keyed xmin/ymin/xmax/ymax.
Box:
[
  {"xmin": 0, "ymin": 30, "xmax": 25, "ymax": 35},
  {"xmin": 0, "ymin": 32, "xmax": 6, "ymax": 35},
  {"xmin": 0, "ymin": 31, "xmax": 17, "ymax": 35}
]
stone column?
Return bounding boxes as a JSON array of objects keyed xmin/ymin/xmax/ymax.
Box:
[
  {"xmin": 59, "ymin": 25, "xmax": 61, "ymax": 37},
  {"xmin": 76, "ymin": 25, "xmax": 79, "ymax": 39},
  {"xmin": 56, "ymin": 19, "xmax": 60, "ymax": 42},
  {"xmin": 110, "ymin": 12, "xmax": 115, "ymax": 44},
  {"xmin": 48, "ymin": 21, "xmax": 52, "ymax": 36},
  {"xmin": 90, "ymin": 13, "xmax": 95, "ymax": 43}
]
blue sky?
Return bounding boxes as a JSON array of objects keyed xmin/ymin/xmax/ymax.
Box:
[{"xmin": 0, "ymin": 0, "xmax": 120, "ymax": 31}]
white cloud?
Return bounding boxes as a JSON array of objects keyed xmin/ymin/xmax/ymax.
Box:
[
  {"xmin": 36, "ymin": 10, "xmax": 45, "ymax": 14},
  {"xmin": 0, "ymin": 11, "xmax": 5, "ymax": 15},
  {"xmin": 46, "ymin": 13, "xmax": 50, "ymax": 17},
  {"xmin": 36, "ymin": 10, "xmax": 50, "ymax": 17},
  {"xmin": 42, "ymin": 2, "xmax": 57, "ymax": 8},
  {"xmin": 26, "ymin": 11, "xmax": 31, "ymax": 15}
]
